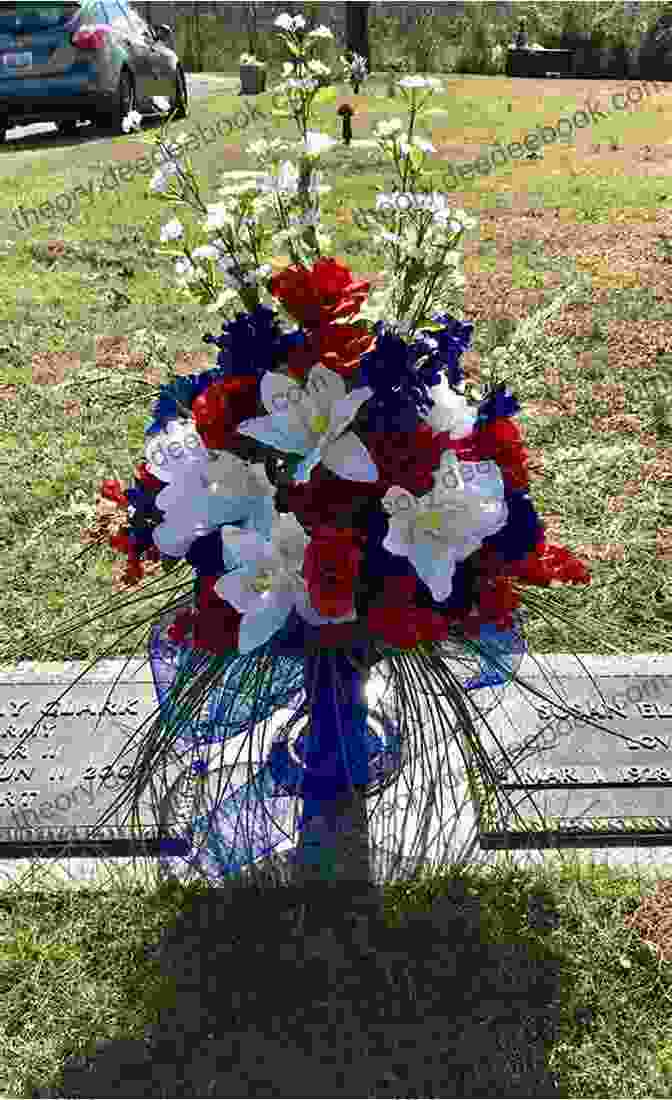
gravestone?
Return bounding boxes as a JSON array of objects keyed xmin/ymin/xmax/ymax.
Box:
[
  {"xmin": 3, "ymin": 656, "xmax": 672, "ymax": 894},
  {"xmin": 0, "ymin": 661, "xmax": 279, "ymax": 892},
  {"xmin": 468, "ymin": 656, "xmax": 672, "ymax": 855}
]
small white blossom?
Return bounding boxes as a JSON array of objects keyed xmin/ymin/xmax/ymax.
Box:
[
  {"xmin": 175, "ymin": 257, "xmax": 197, "ymax": 281},
  {"xmin": 274, "ymin": 12, "xmax": 305, "ymax": 31},
  {"xmin": 121, "ymin": 109, "xmax": 143, "ymax": 133},
  {"xmin": 152, "ymin": 96, "xmax": 172, "ymax": 113},
  {"xmin": 302, "ymin": 130, "xmax": 336, "ymax": 156},
  {"xmin": 192, "ymin": 239, "xmax": 227, "ymax": 262},
  {"xmin": 202, "ymin": 203, "xmax": 235, "ymax": 231},
  {"xmin": 413, "ymin": 136, "xmax": 436, "ymax": 154},
  {"xmin": 307, "ymin": 24, "xmax": 333, "ymax": 39},
  {"xmin": 374, "ymin": 117, "xmax": 405, "ymax": 138},
  {"xmin": 159, "ymin": 218, "xmax": 184, "ymax": 243},
  {"xmin": 149, "ymin": 163, "xmax": 180, "ymax": 193},
  {"xmin": 307, "ymin": 58, "xmax": 331, "ymax": 77}
]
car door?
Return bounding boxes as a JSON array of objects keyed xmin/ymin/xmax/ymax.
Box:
[
  {"xmin": 104, "ymin": 0, "xmax": 154, "ymax": 109},
  {"xmin": 127, "ymin": 4, "xmax": 174, "ymax": 99}
]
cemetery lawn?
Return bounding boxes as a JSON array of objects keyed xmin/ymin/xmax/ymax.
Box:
[
  {"xmin": 1, "ymin": 848, "xmax": 672, "ymax": 1098},
  {"xmin": 0, "ymin": 75, "xmax": 670, "ymax": 663},
  {"xmin": 0, "ymin": 73, "xmax": 671, "ymax": 1098}
]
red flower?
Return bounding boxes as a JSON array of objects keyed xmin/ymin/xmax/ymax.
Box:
[
  {"xmin": 286, "ymin": 322, "xmax": 375, "ymax": 382},
  {"xmin": 366, "ymin": 424, "xmax": 445, "ymax": 495},
  {"xmin": 191, "ymin": 376, "xmax": 259, "ymax": 451},
  {"xmin": 134, "ymin": 462, "xmax": 166, "ymax": 493},
  {"xmin": 303, "ymin": 527, "xmax": 363, "ymax": 619},
  {"xmin": 471, "ymin": 417, "xmax": 530, "ymax": 491},
  {"xmin": 279, "ymin": 466, "xmax": 380, "ymax": 532},
  {"xmin": 508, "ymin": 539, "xmax": 591, "ymax": 587},
  {"xmin": 366, "ymin": 577, "xmax": 453, "ymax": 649},
  {"xmin": 270, "ymin": 259, "xmax": 370, "ymax": 328},
  {"xmin": 99, "ymin": 479, "xmax": 127, "ymax": 507},
  {"xmin": 168, "ymin": 576, "xmax": 242, "ymax": 656}
]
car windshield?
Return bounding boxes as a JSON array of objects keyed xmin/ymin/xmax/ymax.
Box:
[{"xmin": 0, "ymin": 4, "xmax": 81, "ymax": 31}]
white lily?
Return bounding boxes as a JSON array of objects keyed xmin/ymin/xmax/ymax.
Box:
[
  {"xmin": 150, "ymin": 448, "xmax": 276, "ymax": 560},
  {"xmin": 216, "ymin": 514, "xmax": 353, "ymax": 654},
  {"xmin": 382, "ymin": 451, "xmax": 509, "ymax": 602},
  {"xmin": 237, "ymin": 365, "xmax": 378, "ymax": 485}
]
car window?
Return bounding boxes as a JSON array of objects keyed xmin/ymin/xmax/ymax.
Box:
[{"xmin": 0, "ymin": 3, "xmax": 81, "ymax": 31}]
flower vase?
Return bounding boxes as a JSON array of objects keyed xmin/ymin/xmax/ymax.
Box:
[{"xmin": 289, "ymin": 647, "xmax": 383, "ymax": 929}]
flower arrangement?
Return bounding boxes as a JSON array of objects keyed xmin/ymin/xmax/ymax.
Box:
[{"xmin": 89, "ymin": 11, "xmax": 592, "ymax": 888}]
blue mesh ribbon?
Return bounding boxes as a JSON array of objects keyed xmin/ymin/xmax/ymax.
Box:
[{"xmin": 151, "ymin": 610, "xmax": 526, "ymax": 880}]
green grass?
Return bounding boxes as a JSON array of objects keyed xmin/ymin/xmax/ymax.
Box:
[
  {"xmin": 1, "ymin": 70, "xmax": 672, "ymax": 1098},
  {"xmin": 3, "ymin": 846, "xmax": 672, "ymax": 1098}
]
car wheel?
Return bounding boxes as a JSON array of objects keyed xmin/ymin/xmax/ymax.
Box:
[
  {"xmin": 0, "ymin": 126, "xmax": 6, "ymax": 144},
  {"xmin": 56, "ymin": 119, "xmax": 80, "ymax": 136},
  {"xmin": 171, "ymin": 65, "xmax": 188, "ymax": 120},
  {"xmin": 96, "ymin": 68, "xmax": 136, "ymax": 134}
]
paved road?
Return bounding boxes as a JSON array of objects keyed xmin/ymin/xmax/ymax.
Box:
[{"xmin": 0, "ymin": 71, "xmax": 239, "ymax": 149}]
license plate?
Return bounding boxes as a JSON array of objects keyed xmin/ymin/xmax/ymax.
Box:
[{"xmin": 2, "ymin": 52, "xmax": 33, "ymax": 70}]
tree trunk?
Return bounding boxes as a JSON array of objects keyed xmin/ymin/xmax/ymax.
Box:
[{"xmin": 346, "ymin": 1, "xmax": 370, "ymax": 71}]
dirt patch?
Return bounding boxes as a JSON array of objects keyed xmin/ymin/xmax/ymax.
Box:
[{"xmin": 31, "ymin": 351, "xmax": 81, "ymax": 385}]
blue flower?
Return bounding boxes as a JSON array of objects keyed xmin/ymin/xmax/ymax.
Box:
[
  {"xmin": 146, "ymin": 368, "xmax": 231, "ymax": 437},
  {"xmin": 146, "ymin": 307, "xmax": 304, "ymax": 437},
  {"xmin": 355, "ymin": 316, "xmax": 474, "ymax": 435},
  {"xmin": 356, "ymin": 323, "xmax": 438, "ymax": 433},
  {"xmin": 474, "ymin": 382, "xmax": 522, "ymax": 428},
  {"xmin": 202, "ymin": 305, "xmax": 304, "ymax": 379},
  {"xmin": 424, "ymin": 315, "xmax": 474, "ymax": 387}
]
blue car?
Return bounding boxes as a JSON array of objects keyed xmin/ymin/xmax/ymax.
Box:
[{"xmin": 0, "ymin": 0, "xmax": 188, "ymax": 142}]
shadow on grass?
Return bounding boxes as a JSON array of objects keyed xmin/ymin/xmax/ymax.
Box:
[{"xmin": 25, "ymin": 861, "xmax": 566, "ymax": 1099}]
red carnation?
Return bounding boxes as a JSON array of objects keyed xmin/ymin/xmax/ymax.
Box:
[
  {"xmin": 134, "ymin": 462, "xmax": 166, "ymax": 493},
  {"xmin": 270, "ymin": 259, "xmax": 370, "ymax": 328},
  {"xmin": 367, "ymin": 576, "xmax": 453, "ymax": 649},
  {"xmin": 286, "ymin": 322, "xmax": 375, "ymax": 382},
  {"xmin": 280, "ymin": 466, "xmax": 380, "ymax": 532},
  {"xmin": 191, "ymin": 377, "xmax": 259, "ymax": 451},
  {"xmin": 169, "ymin": 576, "xmax": 242, "ymax": 656},
  {"xmin": 472, "ymin": 417, "xmax": 530, "ymax": 491},
  {"xmin": 508, "ymin": 540, "xmax": 591, "ymax": 587},
  {"xmin": 366, "ymin": 424, "xmax": 445, "ymax": 496},
  {"xmin": 100, "ymin": 479, "xmax": 127, "ymax": 507},
  {"xmin": 303, "ymin": 527, "xmax": 363, "ymax": 619}
]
